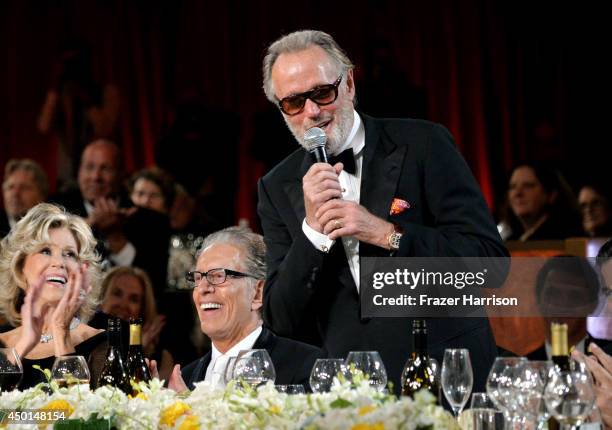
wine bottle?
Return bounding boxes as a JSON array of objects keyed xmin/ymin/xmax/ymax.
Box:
[
  {"xmin": 126, "ymin": 317, "xmax": 151, "ymax": 389},
  {"xmin": 97, "ymin": 317, "xmax": 131, "ymax": 393},
  {"xmin": 551, "ymin": 322, "xmax": 571, "ymax": 371},
  {"xmin": 401, "ymin": 319, "xmax": 441, "ymax": 403}
]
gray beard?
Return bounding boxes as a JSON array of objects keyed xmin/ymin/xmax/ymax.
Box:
[{"xmin": 287, "ymin": 103, "xmax": 354, "ymax": 156}]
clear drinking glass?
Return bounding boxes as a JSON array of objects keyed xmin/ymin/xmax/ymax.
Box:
[
  {"xmin": 51, "ymin": 355, "xmax": 91, "ymax": 388},
  {"xmin": 0, "ymin": 348, "xmax": 23, "ymax": 392},
  {"xmin": 309, "ymin": 358, "xmax": 347, "ymax": 393},
  {"xmin": 232, "ymin": 349, "xmax": 276, "ymax": 388},
  {"xmin": 544, "ymin": 369, "xmax": 596, "ymax": 430},
  {"xmin": 275, "ymin": 384, "xmax": 306, "ymax": 394},
  {"xmin": 441, "ymin": 348, "xmax": 473, "ymax": 417},
  {"xmin": 222, "ymin": 356, "xmax": 237, "ymax": 385},
  {"xmin": 345, "ymin": 351, "xmax": 387, "ymax": 391},
  {"xmin": 485, "ymin": 356, "xmax": 527, "ymax": 429}
]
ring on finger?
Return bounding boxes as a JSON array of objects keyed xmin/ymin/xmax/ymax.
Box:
[{"xmin": 334, "ymin": 219, "xmax": 342, "ymax": 229}]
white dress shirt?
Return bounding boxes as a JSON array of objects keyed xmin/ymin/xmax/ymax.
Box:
[
  {"xmin": 204, "ymin": 325, "xmax": 263, "ymax": 388},
  {"xmin": 302, "ymin": 110, "xmax": 365, "ymax": 291}
]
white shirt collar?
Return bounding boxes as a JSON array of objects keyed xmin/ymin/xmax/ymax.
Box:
[
  {"xmin": 332, "ymin": 110, "xmax": 365, "ymax": 157},
  {"xmin": 210, "ymin": 325, "xmax": 263, "ymax": 364}
]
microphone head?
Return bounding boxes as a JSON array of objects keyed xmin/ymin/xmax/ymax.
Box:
[{"xmin": 303, "ymin": 127, "xmax": 327, "ymax": 152}]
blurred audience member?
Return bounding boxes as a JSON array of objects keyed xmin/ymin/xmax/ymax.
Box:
[
  {"xmin": 590, "ymin": 240, "xmax": 612, "ymax": 340},
  {"xmin": 527, "ymin": 256, "xmax": 612, "ymax": 360},
  {"xmin": 37, "ymin": 41, "xmax": 119, "ymax": 190},
  {"xmin": 499, "ymin": 162, "xmax": 582, "ymax": 241},
  {"xmin": 100, "ymin": 266, "xmax": 174, "ymax": 381},
  {"xmin": 579, "ymin": 182, "xmax": 612, "ymax": 237},
  {"xmin": 129, "ymin": 167, "xmax": 176, "ymax": 215},
  {"xmin": 51, "ymin": 140, "xmax": 170, "ymax": 296},
  {"xmin": 1, "ymin": 159, "xmax": 49, "ymax": 237}
]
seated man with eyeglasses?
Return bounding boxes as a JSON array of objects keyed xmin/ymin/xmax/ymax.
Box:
[{"xmin": 149, "ymin": 226, "xmax": 324, "ymax": 391}]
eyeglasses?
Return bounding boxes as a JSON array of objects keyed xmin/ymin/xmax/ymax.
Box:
[
  {"xmin": 185, "ymin": 268, "xmax": 257, "ymax": 287},
  {"xmin": 277, "ymin": 74, "xmax": 343, "ymax": 116}
]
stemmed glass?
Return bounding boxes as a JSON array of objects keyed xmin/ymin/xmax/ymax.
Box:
[
  {"xmin": 441, "ymin": 348, "xmax": 473, "ymax": 418},
  {"xmin": 51, "ymin": 355, "xmax": 91, "ymax": 388},
  {"xmin": 222, "ymin": 356, "xmax": 237, "ymax": 385},
  {"xmin": 309, "ymin": 358, "xmax": 347, "ymax": 393},
  {"xmin": 232, "ymin": 349, "xmax": 276, "ymax": 388},
  {"xmin": 485, "ymin": 356, "xmax": 527, "ymax": 429},
  {"xmin": 514, "ymin": 361, "xmax": 554, "ymax": 429},
  {"xmin": 0, "ymin": 348, "xmax": 23, "ymax": 392},
  {"xmin": 544, "ymin": 369, "xmax": 596, "ymax": 430},
  {"xmin": 345, "ymin": 351, "xmax": 387, "ymax": 391}
]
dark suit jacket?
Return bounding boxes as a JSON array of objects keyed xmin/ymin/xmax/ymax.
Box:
[
  {"xmin": 50, "ymin": 188, "xmax": 170, "ymax": 297},
  {"xmin": 257, "ymin": 114, "xmax": 509, "ymax": 394},
  {"xmin": 181, "ymin": 326, "xmax": 325, "ymax": 390}
]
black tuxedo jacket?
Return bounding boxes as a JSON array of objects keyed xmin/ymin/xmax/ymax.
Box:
[
  {"xmin": 257, "ymin": 114, "xmax": 509, "ymax": 393},
  {"xmin": 181, "ymin": 326, "xmax": 325, "ymax": 390}
]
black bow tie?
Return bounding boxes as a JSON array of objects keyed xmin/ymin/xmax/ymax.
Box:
[{"xmin": 329, "ymin": 148, "xmax": 356, "ymax": 174}]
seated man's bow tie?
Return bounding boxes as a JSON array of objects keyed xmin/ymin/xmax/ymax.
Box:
[{"xmin": 329, "ymin": 148, "xmax": 356, "ymax": 174}]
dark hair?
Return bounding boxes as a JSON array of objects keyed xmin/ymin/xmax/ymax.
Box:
[
  {"xmin": 535, "ymin": 255, "xmax": 600, "ymax": 305},
  {"xmin": 596, "ymin": 239, "xmax": 612, "ymax": 267},
  {"xmin": 128, "ymin": 167, "xmax": 176, "ymax": 211}
]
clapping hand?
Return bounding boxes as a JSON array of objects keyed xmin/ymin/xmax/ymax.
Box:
[
  {"xmin": 15, "ymin": 277, "xmax": 49, "ymax": 358},
  {"xmin": 572, "ymin": 343, "xmax": 612, "ymax": 429},
  {"xmin": 146, "ymin": 359, "xmax": 188, "ymax": 393}
]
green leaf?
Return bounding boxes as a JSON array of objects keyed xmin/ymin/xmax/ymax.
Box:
[
  {"xmin": 53, "ymin": 413, "xmax": 112, "ymax": 430},
  {"xmin": 329, "ymin": 398, "xmax": 353, "ymax": 409}
]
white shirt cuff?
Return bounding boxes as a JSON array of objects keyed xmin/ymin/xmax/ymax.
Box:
[
  {"xmin": 109, "ymin": 241, "xmax": 136, "ymax": 266},
  {"xmin": 302, "ymin": 218, "xmax": 335, "ymax": 253}
]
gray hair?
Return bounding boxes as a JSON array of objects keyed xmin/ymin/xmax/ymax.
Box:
[
  {"xmin": 3, "ymin": 158, "xmax": 50, "ymax": 199},
  {"xmin": 199, "ymin": 226, "xmax": 266, "ymax": 281},
  {"xmin": 262, "ymin": 30, "xmax": 355, "ymax": 102},
  {"xmin": 0, "ymin": 203, "xmax": 102, "ymax": 325}
]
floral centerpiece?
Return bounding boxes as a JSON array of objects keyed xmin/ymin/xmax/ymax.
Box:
[{"xmin": 0, "ymin": 370, "xmax": 459, "ymax": 429}]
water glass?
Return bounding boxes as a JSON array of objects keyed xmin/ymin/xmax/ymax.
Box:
[
  {"xmin": 232, "ymin": 349, "xmax": 276, "ymax": 388},
  {"xmin": 441, "ymin": 348, "xmax": 473, "ymax": 417},
  {"xmin": 51, "ymin": 355, "xmax": 91, "ymax": 388},
  {"xmin": 544, "ymin": 369, "xmax": 595, "ymax": 430},
  {"xmin": 275, "ymin": 384, "xmax": 306, "ymax": 394},
  {"xmin": 486, "ymin": 356, "xmax": 527, "ymax": 425},
  {"xmin": 345, "ymin": 351, "xmax": 387, "ymax": 391},
  {"xmin": 309, "ymin": 358, "xmax": 347, "ymax": 393}
]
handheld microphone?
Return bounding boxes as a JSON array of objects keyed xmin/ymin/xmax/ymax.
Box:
[{"xmin": 303, "ymin": 127, "xmax": 329, "ymax": 164}]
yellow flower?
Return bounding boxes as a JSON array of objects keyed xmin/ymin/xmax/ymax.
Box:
[
  {"xmin": 268, "ymin": 405, "xmax": 281, "ymax": 415},
  {"xmin": 351, "ymin": 423, "xmax": 384, "ymax": 430},
  {"xmin": 160, "ymin": 402, "xmax": 191, "ymax": 427},
  {"xmin": 357, "ymin": 405, "xmax": 376, "ymax": 416},
  {"xmin": 129, "ymin": 392, "xmax": 148, "ymax": 401},
  {"xmin": 41, "ymin": 399, "xmax": 74, "ymax": 417},
  {"xmin": 178, "ymin": 415, "xmax": 200, "ymax": 430}
]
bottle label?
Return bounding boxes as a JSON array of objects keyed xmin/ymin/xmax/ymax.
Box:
[{"xmin": 129, "ymin": 324, "xmax": 142, "ymax": 345}]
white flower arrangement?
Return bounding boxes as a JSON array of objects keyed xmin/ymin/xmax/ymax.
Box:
[{"xmin": 0, "ymin": 375, "xmax": 459, "ymax": 430}]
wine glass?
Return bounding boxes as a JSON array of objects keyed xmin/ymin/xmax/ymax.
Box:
[
  {"xmin": 544, "ymin": 369, "xmax": 596, "ymax": 430},
  {"xmin": 345, "ymin": 351, "xmax": 387, "ymax": 391},
  {"xmin": 222, "ymin": 356, "xmax": 237, "ymax": 385},
  {"xmin": 275, "ymin": 384, "xmax": 306, "ymax": 394},
  {"xmin": 486, "ymin": 356, "xmax": 527, "ymax": 427},
  {"xmin": 441, "ymin": 348, "xmax": 473, "ymax": 417},
  {"xmin": 309, "ymin": 358, "xmax": 347, "ymax": 393},
  {"xmin": 0, "ymin": 348, "xmax": 23, "ymax": 392},
  {"xmin": 232, "ymin": 349, "xmax": 276, "ymax": 388},
  {"xmin": 516, "ymin": 361, "xmax": 554, "ymax": 429},
  {"xmin": 51, "ymin": 356, "xmax": 91, "ymax": 388}
]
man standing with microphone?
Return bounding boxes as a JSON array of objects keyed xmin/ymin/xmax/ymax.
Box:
[{"xmin": 257, "ymin": 30, "xmax": 508, "ymax": 393}]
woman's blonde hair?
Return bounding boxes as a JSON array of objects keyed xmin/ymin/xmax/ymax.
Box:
[
  {"xmin": 100, "ymin": 266, "xmax": 157, "ymax": 323},
  {"xmin": 0, "ymin": 203, "xmax": 102, "ymax": 325}
]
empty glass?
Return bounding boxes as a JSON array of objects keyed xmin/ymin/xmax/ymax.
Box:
[
  {"xmin": 470, "ymin": 392, "xmax": 497, "ymax": 430},
  {"xmin": 51, "ymin": 355, "xmax": 91, "ymax": 388},
  {"xmin": 441, "ymin": 348, "xmax": 473, "ymax": 417},
  {"xmin": 232, "ymin": 349, "xmax": 276, "ymax": 388},
  {"xmin": 309, "ymin": 358, "xmax": 347, "ymax": 393},
  {"xmin": 345, "ymin": 351, "xmax": 387, "ymax": 391},
  {"xmin": 485, "ymin": 356, "xmax": 527, "ymax": 428},
  {"xmin": 0, "ymin": 348, "xmax": 23, "ymax": 392}
]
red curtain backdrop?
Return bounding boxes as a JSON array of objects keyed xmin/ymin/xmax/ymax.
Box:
[{"xmin": 1, "ymin": 0, "xmax": 606, "ymax": 227}]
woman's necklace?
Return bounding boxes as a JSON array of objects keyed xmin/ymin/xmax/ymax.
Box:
[{"xmin": 39, "ymin": 317, "xmax": 81, "ymax": 343}]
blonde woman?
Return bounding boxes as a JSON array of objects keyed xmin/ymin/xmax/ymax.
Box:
[
  {"xmin": 100, "ymin": 266, "xmax": 174, "ymax": 380},
  {"xmin": 0, "ymin": 203, "xmax": 106, "ymax": 389}
]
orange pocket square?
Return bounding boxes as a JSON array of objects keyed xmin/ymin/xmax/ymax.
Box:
[{"xmin": 390, "ymin": 198, "xmax": 410, "ymax": 215}]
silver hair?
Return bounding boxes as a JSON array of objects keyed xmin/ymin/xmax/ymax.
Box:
[
  {"xmin": 198, "ymin": 226, "xmax": 266, "ymax": 280},
  {"xmin": 262, "ymin": 30, "xmax": 354, "ymax": 102}
]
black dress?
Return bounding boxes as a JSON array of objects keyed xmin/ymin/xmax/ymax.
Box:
[{"xmin": 1, "ymin": 331, "xmax": 107, "ymax": 390}]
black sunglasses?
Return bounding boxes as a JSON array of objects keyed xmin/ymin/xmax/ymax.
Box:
[{"xmin": 277, "ymin": 74, "xmax": 343, "ymax": 116}]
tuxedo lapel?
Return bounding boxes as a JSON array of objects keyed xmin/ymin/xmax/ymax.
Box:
[
  {"xmin": 359, "ymin": 115, "xmax": 406, "ymax": 255},
  {"xmin": 282, "ymin": 152, "xmax": 311, "ymax": 222}
]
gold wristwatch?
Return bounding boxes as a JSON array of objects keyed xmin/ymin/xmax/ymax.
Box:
[{"xmin": 387, "ymin": 225, "xmax": 403, "ymax": 250}]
